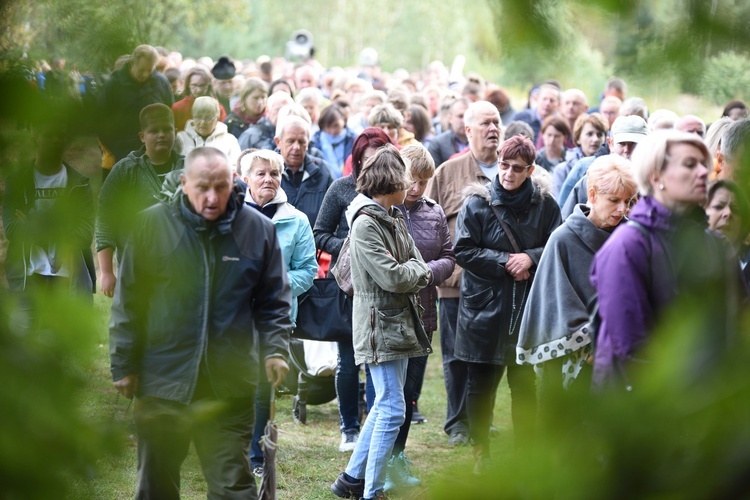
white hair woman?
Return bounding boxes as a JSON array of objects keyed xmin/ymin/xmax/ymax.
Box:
[
  {"xmin": 590, "ymin": 130, "xmax": 735, "ymax": 390},
  {"xmin": 177, "ymin": 96, "xmax": 241, "ymax": 169},
  {"xmin": 518, "ymin": 155, "xmax": 638, "ymax": 402},
  {"xmin": 238, "ymin": 149, "xmax": 318, "ymax": 477}
]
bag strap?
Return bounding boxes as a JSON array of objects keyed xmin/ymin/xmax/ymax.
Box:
[{"xmin": 490, "ymin": 204, "xmax": 522, "ymax": 254}]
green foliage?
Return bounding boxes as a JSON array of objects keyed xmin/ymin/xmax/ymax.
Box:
[{"xmin": 700, "ymin": 51, "xmax": 750, "ymax": 105}]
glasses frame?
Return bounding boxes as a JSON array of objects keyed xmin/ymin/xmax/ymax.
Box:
[{"xmin": 499, "ymin": 160, "xmax": 533, "ymax": 174}]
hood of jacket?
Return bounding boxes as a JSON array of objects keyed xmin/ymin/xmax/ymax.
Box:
[
  {"xmin": 629, "ymin": 195, "xmax": 708, "ymax": 233},
  {"xmin": 567, "ymin": 204, "xmax": 615, "ymax": 254},
  {"xmin": 345, "ymin": 193, "xmax": 382, "ymax": 228},
  {"xmin": 183, "ymin": 120, "xmax": 231, "ymax": 142}
]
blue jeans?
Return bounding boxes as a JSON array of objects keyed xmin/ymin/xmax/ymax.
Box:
[
  {"xmin": 336, "ymin": 338, "xmax": 361, "ymax": 432},
  {"xmin": 346, "ymin": 358, "xmax": 408, "ymax": 499},
  {"xmin": 439, "ymin": 297, "xmax": 469, "ymax": 435},
  {"xmin": 250, "ymin": 369, "xmax": 271, "ymax": 467}
]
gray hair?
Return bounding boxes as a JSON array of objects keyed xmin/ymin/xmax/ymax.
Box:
[
  {"xmin": 296, "ymin": 87, "xmax": 324, "ymax": 106},
  {"xmin": 721, "ymin": 118, "xmax": 750, "ymax": 163},
  {"xmin": 620, "ymin": 97, "xmax": 649, "ymax": 120},
  {"xmin": 464, "ymin": 100, "xmax": 500, "ymax": 129},
  {"xmin": 239, "ymin": 149, "xmax": 285, "ymax": 178},
  {"xmin": 184, "ymin": 147, "xmax": 230, "ymax": 175},
  {"xmin": 275, "ymin": 114, "xmax": 311, "ymax": 140}
]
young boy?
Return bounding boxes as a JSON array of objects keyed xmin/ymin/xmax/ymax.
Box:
[{"xmin": 96, "ymin": 103, "xmax": 184, "ymax": 297}]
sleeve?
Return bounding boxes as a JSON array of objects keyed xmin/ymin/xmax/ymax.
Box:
[
  {"xmin": 558, "ymin": 158, "xmax": 587, "ymax": 208},
  {"xmin": 95, "ymin": 161, "xmax": 125, "ymax": 252},
  {"xmin": 425, "ymin": 206, "xmax": 456, "ymax": 286},
  {"xmin": 523, "ymin": 198, "xmax": 562, "ymax": 266},
  {"xmin": 109, "ymin": 219, "xmax": 151, "ymax": 380},
  {"xmin": 453, "ymin": 197, "xmax": 509, "ymax": 278},
  {"xmin": 313, "ymin": 183, "xmax": 346, "ymax": 257},
  {"xmin": 69, "ymin": 180, "xmax": 95, "ymax": 251},
  {"xmin": 254, "ymin": 227, "xmax": 293, "ymax": 361},
  {"xmin": 287, "ymin": 216, "xmax": 318, "ymax": 297},
  {"xmin": 427, "ymin": 139, "xmax": 442, "ymax": 166},
  {"xmin": 351, "ymin": 218, "xmax": 430, "ymax": 294},
  {"xmin": 1, "ymin": 171, "xmax": 26, "ymax": 242}
]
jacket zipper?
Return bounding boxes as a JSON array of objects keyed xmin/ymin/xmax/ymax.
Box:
[
  {"xmin": 370, "ymin": 307, "xmax": 377, "ymax": 364},
  {"xmin": 190, "ymin": 232, "xmax": 213, "ymax": 401}
]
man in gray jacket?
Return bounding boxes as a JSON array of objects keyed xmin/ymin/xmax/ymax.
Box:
[{"xmin": 110, "ymin": 147, "xmax": 292, "ymax": 499}]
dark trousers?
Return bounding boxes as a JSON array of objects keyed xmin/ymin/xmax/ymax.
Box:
[
  {"xmin": 336, "ymin": 337, "xmax": 361, "ymax": 432},
  {"xmin": 439, "ymin": 298, "xmax": 469, "ymax": 435},
  {"xmin": 250, "ymin": 370, "xmax": 271, "ymax": 467},
  {"xmin": 466, "ymin": 362, "xmax": 536, "ymax": 454},
  {"xmin": 134, "ymin": 388, "xmax": 257, "ymax": 499}
]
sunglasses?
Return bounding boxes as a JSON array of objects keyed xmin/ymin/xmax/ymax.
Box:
[{"xmin": 499, "ymin": 160, "xmax": 533, "ymax": 174}]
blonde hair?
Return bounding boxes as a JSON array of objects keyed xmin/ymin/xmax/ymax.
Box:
[
  {"xmin": 192, "ymin": 96, "xmax": 220, "ymax": 120},
  {"xmin": 573, "ymin": 112, "xmax": 609, "ymax": 144},
  {"xmin": 237, "ymin": 77, "xmax": 268, "ymax": 112},
  {"xmin": 401, "ymin": 144, "xmax": 435, "ymax": 180},
  {"xmin": 586, "ymin": 154, "xmax": 637, "ymax": 200},
  {"xmin": 367, "ymin": 103, "xmax": 403, "ymax": 128},
  {"xmin": 630, "ymin": 130, "xmax": 711, "ymax": 196},
  {"xmin": 239, "ymin": 149, "xmax": 284, "ymax": 178}
]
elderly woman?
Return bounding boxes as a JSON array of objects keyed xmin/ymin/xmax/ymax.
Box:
[
  {"xmin": 368, "ymin": 103, "xmax": 419, "ymax": 148},
  {"xmin": 517, "ymin": 155, "xmax": 638, "ymax": 395},
  {"xmin": 590, "ymin": 131, "xmax": 733, "ymax": 389},
  {"xmin": 171, "ymin": 66, "xmax": 227, "ymax": 132},
  {"xmin": 224, "ymin": 77, "xmax": 268, "ymax": 139},
  {"xmin": 314, "ymin": 128, "xmax": 396, "ymax": 455},
  {"xmin": 552, "ymin": 113, "xmax": 608, "ymax": 198},
  {"xmin": 453, "ymin": 136, "xmax": 561, "ymax": 472},
  {"xmin": 177, "ymin": 96, "xmax": 241, "ymax": 169},
  {"xmin": 239, "ymin": 149, "xmax": 318, "ymax": 477},
  {"xmin": 311, "ymin": 103, "xmax": 357, "ymax": 178},
  {"xmin": 331, "ymin": 144, "xmax": 431, "ymax": 500},
  {"xmin": 535, "ymin": 115, "xmax": 571, "ymax": 172}
]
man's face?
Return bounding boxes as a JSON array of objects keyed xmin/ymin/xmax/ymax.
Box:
[
  {"xmin": 131, "ymin": 57, "xmax": 156, "ymax": 84},
  {"xmin": 609, "ymin": 139, "xmax": 638, "ymax": 160},
  {"xmin": 599, "ymin": 100, "xmax": 621, "ymax": 127},
  {"xmin": 213, "ymin": 78, "xmax": 234, "ymax": 98},
  {"xmin": 677, "ymin": 117, "xmax": 706, "ymax": 137},
  {"xmin": 139, "ymin": 119, "xmax": 175, "ymax": 160},
  {"xmin": 450, "ymin": 101, "xmax": 468, "ymax": 139},
  {"xmin": 296, "ymin": 69, "xmax": 316, "ymax": 89},
  {"xmin": 467, "ymin": 106, "xmax": 501, "ymax": 153},
  {"xmin": 181, "ymin": 156, "xmax": 233, "ymax": 221},
  {"xmin": 537, "ymin": 88, "xmax": 560, "ymax": 120},
  {"xmin": 276, "ymin": 124, "xmax": 308, "ymax": 170},
  {"xmin": 562, "ymin": 92, "xmax": 587, "ymax": 122}
]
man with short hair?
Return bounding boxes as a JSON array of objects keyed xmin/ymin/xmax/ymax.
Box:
[
  {"xmin": 425, "ymin": 100, "xmax": 501, "ymax": 446},
  {"xmin": 427, "ymin": 97, "xmax": 471, "ymax": 167},
  {"xmin": 211, "ymin": 56, "xmax": 236, "ymax": 113},
  {"xmin": 717, "ymin": 118, "xmax": 750, "ymax": 180},
  {"xmin": 96, "ymin": 104, "xmax": 184, "ymax": 297},
  {"xmin": 598, "ymin": 95, "xmax": 623, "ymax": 128},
  {"xmin": 276, "ymin": 115, "xmax": 333, "ymax": 228},
  {"xmin": 512, "ymin": 83, "xmax": 561, "ymax": 143},
  {"xmin": 97, "ymin": 45, "xmax": 174, "ymax": 174},
  {"xmin": 239, "ymin": 92, "xmax": 294, "ymax": 151},
  {"xmin": 560, "ymin": 89, "xmax": 589, "ymax": 148},
  {"xmin": 675, "ymin": 114, "xmax": 707, "ymax": 138},
  {"xmin": 589, "ymin": 77, "xmax": 628, "ymax": 114},
  {"xmin": 295, "ymin": 65, "xmax": 319, "ymax": 90},
  {"xmin": 559, "ymin": 114, "xmax": 648, "ymax": 217},
  {"xmin": 110, "ymin": 147, "xmax": 292, "ymax": 499}
]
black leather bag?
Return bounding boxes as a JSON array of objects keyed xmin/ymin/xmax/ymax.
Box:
[{"xmin": 293, "ymin": 277, "xmax": 352, "ymax": 342}]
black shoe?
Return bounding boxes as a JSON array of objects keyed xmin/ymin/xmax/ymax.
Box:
[
  {"xmin": 411, "ymin": 402, "xmax": 427, "ymax": 424},
  {"xmin": 331, "ymin": 472, "xmax": 364, "ymax": 498},
  {"xmin": 448, "ymin": 431, "xmax": 469, "ymax": 447}
]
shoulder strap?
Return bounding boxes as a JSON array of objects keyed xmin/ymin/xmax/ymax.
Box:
[{"xmin": 490, "ymin": 204, "xmax": 522, "ymax": 254}]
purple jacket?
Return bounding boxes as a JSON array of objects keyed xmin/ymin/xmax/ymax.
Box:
[
  {"xmin": 590, "ymin": 196, "xmax": 729, "ymax": 388},
  {"xmin": 396, "ymin": 197, "xmax": 455, "ymax": 334}
]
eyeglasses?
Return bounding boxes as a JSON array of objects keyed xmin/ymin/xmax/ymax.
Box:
[{"xmin": 499, "ymin": 161, "xmax": 533, "ymax": 174}]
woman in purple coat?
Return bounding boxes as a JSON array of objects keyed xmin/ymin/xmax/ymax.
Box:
[{"xmin": 590, "ymin": 131, "xmax": 735, "ymax": 390}]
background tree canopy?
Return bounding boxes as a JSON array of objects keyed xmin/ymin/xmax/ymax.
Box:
[{"xmin": 2, "ymin": 0, "xmax": 749, "ymax": 103}]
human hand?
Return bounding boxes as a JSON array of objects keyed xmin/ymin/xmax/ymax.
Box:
[
  {"xmin": 265, "ymin": 358, "xmax": 290, "ymax": 388},
  {"xmin": 506, "ymin": 253, "xmax": 533, "ymax": 279},
  {"xmin": 101, "ymin": 270, "xmax": 117, "ymax": 298},
  {"xmin": 113, "ymin": 374, "xmax": 139, "ymax": 399}
]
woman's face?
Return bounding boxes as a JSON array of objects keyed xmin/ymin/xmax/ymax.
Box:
[
  {"xmin": 378, "ymin": 122, "xmax": 399, "ymax": 143},
  {"xmin": 578, "ymin": 122, "xmax": 605, "ymax": 156},
  {"xmin": 188, "ymin": 74, "xmax": 211, "ymax": 97},
  {"xmin": 705, "ymin": 187, "xmax": 739, "ymax": 239},
  {"xmin": 244, "ymin": 159, "xmax": 281, "ymax": 207},
  {"xmin": 243, "ymin": 89, "xmax": 267, "ymax": 116},
  {"xmin": 403, "ymin": 111, "xmax": 415, "ymax": 134},
  {"xmin": 193, "ymin": 114, "xmax": 218, "ymax": 137},
  {"xmin": 588, "ymin": 189, "xmax": 635, "ymax": 229},
  {"xmin": 656, "ymin": 143, "xmax": 709, "ymax": 209},
  {"xmin": 499, "ymin": 156, "xmax": 534, "ymax": 192},
  {"xmin": 324, "ymin": 118, "xmax": 345, "ymax": 136},
  {"xmin": 542, "ymin": 126, "xmax": 565, "ymax": 154}
]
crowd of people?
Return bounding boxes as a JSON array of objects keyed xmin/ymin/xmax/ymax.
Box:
[{"xmin": 7, "ymin": 42, "xmax": 750, "ymax": 499}]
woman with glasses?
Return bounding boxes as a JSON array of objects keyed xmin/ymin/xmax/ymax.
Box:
[
  {"xmin": 171, "ymin": 66, "xmax": 227, "ymax": 132},
  {"xmin": 517, "ymin": 155, "xmax": 637, "ymax": 400},
  {"xmin": 176, "ymin": 96, "xmax": 241, "ymax": 170},
  {"xmin": 453, "ymin": 135, "xmax": 561, "ymax": 472}
]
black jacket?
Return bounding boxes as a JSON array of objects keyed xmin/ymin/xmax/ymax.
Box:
[
  {"xmin": 453, "ymin": 177, "xmax": 561, "ymax": 364},
  {"xmin": 109, "ymin": 189, "xmax": 292, "ymax": 403},
  {"xmin": 281, "ymin": 154, "xmax": 333, "ymax": 229}
]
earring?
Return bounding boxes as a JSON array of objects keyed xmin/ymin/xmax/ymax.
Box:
[{"xmin": 659, "ymin": 184, "xmax": 665, "ymax": 191}]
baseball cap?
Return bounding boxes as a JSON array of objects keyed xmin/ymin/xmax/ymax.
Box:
[{"xmin": 611, "ymin": 115, "xmax": 648, "ymax": 144}]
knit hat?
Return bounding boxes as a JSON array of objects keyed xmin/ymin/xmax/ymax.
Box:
[{"xmin": 212, "ymin": 56, "xmax": 236, "ymax": 80}]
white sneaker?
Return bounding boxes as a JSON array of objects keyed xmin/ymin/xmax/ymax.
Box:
[{"xmin": 338, "ymin": 430, "xmax": 359, "ymax": 452}]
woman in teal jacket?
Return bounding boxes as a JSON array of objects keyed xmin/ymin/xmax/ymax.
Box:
[{"xmin": 240, "ymin": 148, "xmax": 318, "ymax": 476}]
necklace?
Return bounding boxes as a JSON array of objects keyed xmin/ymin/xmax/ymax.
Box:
[{"xmin": 508, "ymin": 280, "xmax": 529, "ymax": 336}]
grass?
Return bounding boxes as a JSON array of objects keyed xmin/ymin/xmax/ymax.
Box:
[{"xmin": 72, "ymin": 293, "xmax": 514, "ymax": 499}]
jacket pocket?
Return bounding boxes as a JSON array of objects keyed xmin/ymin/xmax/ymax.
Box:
[
  {"xmin": 462, "ymin": 287, "xmax": 493, "ymax": 310},
  {"xmin": 377, "ymin": 307, "xmax": 419, "ymax": 352}
]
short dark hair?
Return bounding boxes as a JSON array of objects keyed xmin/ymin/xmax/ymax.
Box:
[
  {"xmin": 356, "ymin": 144, "xmax": 410, "ymax": 198},
  {"xmin": 540, "ymin": 115, "xmax": 571, "ymax": 138},
  {"xmin": 139, "ymin": 103, "xmax": 174, "ymax": 130},
  {"xmin": 406, "ymin": 105, "xmax": 432, "ymax": 142},
  {"xmin": 499, "ymin": 135, "xmax": 536, "ymax": 165},
  {"xmin": 722, "ymin": 99, "xmax": 748, "ymax": 118},
  {"xmin": 318, "ymin": 103, "xmax": 347, "ymax": 130}
]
